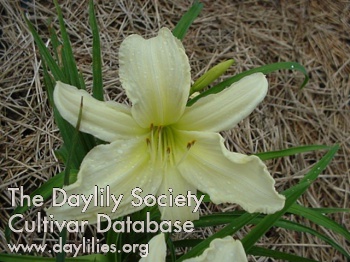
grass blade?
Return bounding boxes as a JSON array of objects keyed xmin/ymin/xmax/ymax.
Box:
[
  {"xmin": 172, "ymin": 1, "xmax": 203, "ymax": 40},
  {"xmin": 309, "ymin": 207, "xmax": 350, "ymax": 214},
  {"xmin": 288, "ymin": 204, "xmax": 350, "ymax": 243},
  {"xmin": 53, "ymin": 0, "xmax": 80, "ymax": 88},
  {"xmin": 42, "ymin": 68, "xmax": 86, "ymax": 168},
  {"xmin": 64, "ymin": 97, "xmax": 83, "ymax": 185},
  {"xmin": 89, "ymin": 0, "xmax": 103, "ymax": 101},
  {"xmin": 187, "ymin": 62, "xmax": 309, "ymax": 106},
  {"xmin": 255, "ymin": 145, "xmax": 331, "ymax": 161},
  {"xmin": 41, "ymin": 23, "xmax": 84, "ymax": 165},
  {"xmin": 47, "ymin": 20, "xmax": 61, "ymax": 67},
  {"xmin": 56, "ymin": 97, "xmax": 84, "ymax": 262},
  {"xmin": 248, "ymin": 247, "xmax": 318, "ymax": 262},
  {"xmin": 25, "ymin": 16, "xmax": 65, "ymax": 81},
  {"xmin": 178, "ymin": 212, "xmax": 349, "ymax": 259},
  {"xmin": 27, "ymin": 5, "xmax": 96, "ymax": 167}
]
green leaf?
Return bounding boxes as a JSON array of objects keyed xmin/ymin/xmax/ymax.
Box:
[
  {"xmin": 299, "ymin": 145, "xmax": 339, "ymax": 183},
  {"xmin": 47, "ymin": 19, "xmax": 61, "ymax": 64},
  {"xmin": 25, "ymin": 16, "xmax": 65, "ymax": 81},
  {"xmin": 172, "ymin": 1, "xmax": 203, "ymax": 40},
  {"xmin": 42, "ymin": 66, "xmax": 87, "ymax": 167},
  {"xmin": 55, "ymin": 116, "xmax": 91, "ymax": 168},
  {"xmin": 56, "ymin": 98, "xmax": 84, "ymax": 262},
  {"xmin": 275, "ymin": 215, "xmax": 350, "ymax": 259},
  {"xmin": 89, "ymin": 0, "xmax": 104, "ymax": 101},
  {"xmin": 53, "ymin": 1, "xmax": 97, "ymax": 159},
  {"xmin": 53, "ymin": 0, "xmax": 81, "ymax": 88},
  {"xmin": 41, "ymin": 60, "xmax": 55, "ymax": 107},
  {"xmin": 248, "ymin": 247, "xmax": 318, "ymax": 262},
  {"xmin": 173, "ymin": 239, "xmax": 202, "ymax": 248},
  {"xmin": 241, "ymin": 145, "xmax": 339, "ymax": 251},
  {"xmin": 56, "ymin": 228, "xmax": 67, "ymax": 262},
  {"xmin": 166, "ymin": 233, "xmax": 177, "ymax": 262},
  {"xmin": 54, "ymin": 145, "xmax": 69, "ymax": 164},
  {"xmin": 255, "ymin": 145, "xmax": 331, "ymax": 161},
  {"xmin": 190, "ymin": 59, "xmax": 234, "ymax": 94},
  {"xmin": 187, "ymin": 62, "xmax": 309, "ymax": 106},
  {"xmin": 64, "ymin": 96, "xmax": 84, "ymax": 185},
  {"xmin": 105, "ymin": 219, "xmax": 122, "ymax": 262},
  {"xmin": 39, "ymin": 26, "xmax": 82, "ymax": 168},
  {"xmin": 288, "ymin": 204, "xmax": 350, "ymax": 243},
  {"xmin": 178, "ymin": 212, "xmax": 349, "ymax": 259},
  {"xmin": 27, "ymin": 6, "xmax": 95, "ymax": 168},
  {"xmin": 309, "ymin": 207, "xmax": 350, "ymax": 214},
  {"xmin": 271, "ymin": 215, "xmax": 346, "ymax": 258}
]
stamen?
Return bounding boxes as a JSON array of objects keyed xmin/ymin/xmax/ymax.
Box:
[
  {"xmin": 146, "ymin": 138, "xmax": 153, "ymax": 161},
  {"xmin": 150, "ymin": 124, "xmax": 154, "ymax": 152},
  {"xmin": 177, "ymin": 140, "xmax": 196, "ymax": 167},
  {"xmin": 186, "ymin": 140, "xmax": 196, "ymax": 150},
  {"xmin": 163, "ymin": 147, "xmax": 171, "ymax": 169},
  {"xmin": 146, "ymin": 125, "xmax": 190, "ymax": 168},
  {"xmin": 157, "ymin": 126, "xmax": 163, "ymax": 162}
]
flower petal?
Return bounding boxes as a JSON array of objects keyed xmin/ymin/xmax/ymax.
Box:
[
  {"xmin": 157, "ymin": 167, "xmax": 199, "ymax": 223},
  {"xmin": 177, "ymin": 131, "xmax": 285, "ymax": 214},
  {"xmin": 175, "ymin": 73, "xmax": 268, "ymax": 132},
  {"xmin": 46, "ymin": 137, "xmax": 162, "ymax": 223},
  {"xmin": 184, "ymin": 236, "xmax": 247, "ymax": 262},
  {"xmin": 54, "ymin": 81, "xmax": 146, "ymax": 142},
  {"xmin": 119, "ymin": 27, "xmax": 191, "ymax": 128},
  {"xmin": 139, "ymin": 233, "xmax": 166, "ymax": 262}
]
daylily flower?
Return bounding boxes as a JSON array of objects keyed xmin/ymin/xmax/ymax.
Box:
[
  {"xmin": 140, "ymin": 233, "xmax": 248, "ymax": 262},
  {"xmin": 47, "ymin": 27, "xmax": 285, "ymax": 223}
]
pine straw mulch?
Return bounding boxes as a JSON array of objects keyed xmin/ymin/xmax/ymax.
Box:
[{"xmin": 0, "ymin": 0, "xmax": 349, "ymax": 261}]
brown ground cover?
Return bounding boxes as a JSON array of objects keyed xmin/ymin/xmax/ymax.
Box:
[{"xmin": 1, "ymin": 1, "xmax": 349, "ymax": 261}]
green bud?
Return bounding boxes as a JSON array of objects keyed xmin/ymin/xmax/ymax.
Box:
[{"xmin": 190, "ymin": 59, "xmax": 234, "ymax": 94}]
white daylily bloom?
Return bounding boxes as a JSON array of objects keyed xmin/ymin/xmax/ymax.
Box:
[
  {"xmin": 139, "ymin": 233, "xmax": 166, "ymax": 262},
  {"xmin": 47, "ymin": 27, "xmax": 285, "ymax": 223},
  {"xmin": 140, "ymin": 233, "xmax": 247, "ymax": 262}
]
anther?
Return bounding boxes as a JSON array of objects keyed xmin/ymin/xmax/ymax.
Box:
[
  {"xmin": 187, "ymin": 140, "xmax": 196, "ymax": 150},
  {"xmin": 178, "ymin": 141, "xmax": 195, "ymax": 167}
]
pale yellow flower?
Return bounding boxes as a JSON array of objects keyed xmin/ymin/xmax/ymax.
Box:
[
  {"xmin": 140, "ymin": 233, "xmax": 247, "ymax": 262},
  {"xmin": 47, "ymin": 28, "xmax": 285, "ymax": 223}
]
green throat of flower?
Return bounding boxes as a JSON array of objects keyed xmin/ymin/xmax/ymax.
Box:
[{"xmin": 146, "ymin": 124, "xmax": 195, "ymax": 169}]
